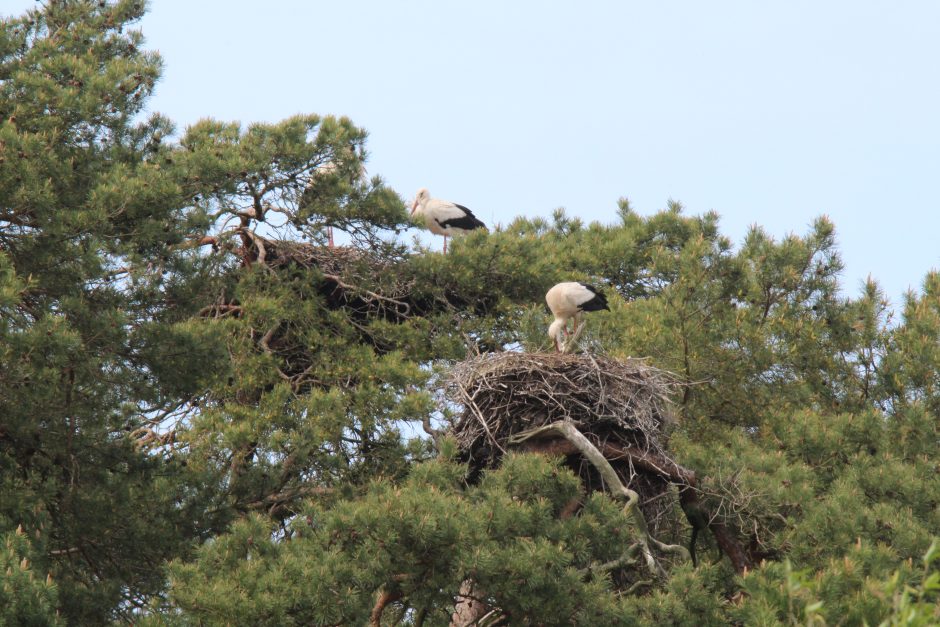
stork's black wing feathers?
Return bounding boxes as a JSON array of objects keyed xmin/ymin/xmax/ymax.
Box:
[
  {"xmin": 437, "ymin": 204, "xmax": 486, "ymax": 231},
  {"xmin": 577, "ymin": 282, "xmax": 610, "ymax": 311}
]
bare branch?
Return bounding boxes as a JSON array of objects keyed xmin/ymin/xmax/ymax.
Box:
[
  {"xmin": 321, "ymin": 273, "xmax": 411, "ymax": 316},
  {"xmin": 509, "ymin": 420, "xmax": 689, "ymax": 577}
]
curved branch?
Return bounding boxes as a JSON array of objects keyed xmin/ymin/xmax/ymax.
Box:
[
  {"xmin": 513, "ymin": 432, "xmax": 751, "ymax": 574},
  {"xmin": 508, "ymin": 421, "xmax": 690, "ymax": 577},
  {"xmin": 370, "ymin": 587, "xmax": 402, "ymax": 627},
  {"xmin": 321, "ymin": 273, "xmax": 411, "ymax": 316},
  {"xmin": 422, "ymin": 414, "xmax": 444, "ymax": 447}
]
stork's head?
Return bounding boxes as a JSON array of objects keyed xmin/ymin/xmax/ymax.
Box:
[
  {"xmin": 548, "ymin": 318, "xmax": 566, "ymax": 352},
  {"xmin": 411, "ymin": 187, "xmax": 429, "ymax": 216}
]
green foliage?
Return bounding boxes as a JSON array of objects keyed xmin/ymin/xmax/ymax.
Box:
[
  {"xmin": 169, "ymin": 455, "xmax": 645, "ymax": 625},
  {"xmin": 630, "ymin": 562, "xmax": 731, "ymax": 627},
  {"xmin": 734, "ymin": 540, "xmax": 940, "ymax": 626},
  {"xmin": 2, "ymin": 2, "xmax": 939, "ymax": 624},
  {"xmin": 0, "ymin": 526, "xmax": 62, "ymax": 627},
  {"xmin": 881, "ymin": 272, "xmax": 940, "ymax": 414},
  {"xmin": 0, "ymin": 1, "xmax": 215, "ymax": 621}
]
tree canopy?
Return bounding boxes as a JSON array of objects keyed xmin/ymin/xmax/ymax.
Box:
[{"xmin": 0, "ymin": 2, "xmax": 937, "ymax": 625}]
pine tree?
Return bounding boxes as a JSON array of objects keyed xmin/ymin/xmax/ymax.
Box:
[
  {"xmin": 2, "ymin": 3, "xmax": 937, "ymax": 624},
  {"xmin": 160, "ymin": 204, "xmax": 937, "ymax": 624},
  {"xmin": 1, "ymin": 2, "xmax": 221, "ymax": 621},
  {"xmin": 0, "ymin": 526, "xmax": 62, "ymax": 627}
]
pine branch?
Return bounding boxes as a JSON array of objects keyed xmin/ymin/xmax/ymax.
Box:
[
  {"xmin": 370, "ymin": 587, "xmax": 402, "ymax": 627},
  {"xmin": 320, "ymin": 273, "xmax": 411, "ymax": 316}
]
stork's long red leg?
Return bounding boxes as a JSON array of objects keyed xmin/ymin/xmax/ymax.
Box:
[
  {"xmin": 443, "ymin": 235, "xmax": 448, "ymax": 254},
  {"xmin": 569, "ymin": 314, "xmax": 586, "ymax": 347},
  {"xmin": 328, "ymin": 226, "xmax": 334, "ymax": 248}
]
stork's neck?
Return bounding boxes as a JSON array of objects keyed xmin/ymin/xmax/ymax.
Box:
[
  {"xmin": 413, "ymin": 189, "xmax": 430, "ymax": 215},
  {"xmin": 548, "ymin": 318, "xmax": 566, "ymax": 340}
]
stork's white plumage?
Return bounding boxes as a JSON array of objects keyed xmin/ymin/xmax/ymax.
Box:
[
  {"xmin": 545, "ymin": 281, "xmax": 610, "ymax": 352},
  {"xmin": 303, "ymin": 159, "xmax": 368, "ymax": 248},
  {"xmin": 411, "ymin": 187, "xmax": 487, "ymax": 253}
]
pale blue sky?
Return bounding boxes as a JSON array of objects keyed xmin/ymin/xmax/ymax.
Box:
[{"xmin": 8, "ymin": 1, "xmax": 940, "ymax": 309}]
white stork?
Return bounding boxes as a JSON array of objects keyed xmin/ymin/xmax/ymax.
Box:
[
  {"xmin": 303, "ymin": 159, "xmax": 367, "ymax": 248},
  {"xmin": 411, "ymin": 187, "xmax": 487, "ymax": 253},
  {"xmin": 545, "ymin": 281, "xmax": 610, "ymax": 352},
  {"xmin": 302, "ymin": 165, "xmax": 338, "ymax": 247}
]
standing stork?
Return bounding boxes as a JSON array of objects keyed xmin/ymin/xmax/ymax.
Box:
[
  {"xmin": 545, "ymin": 281, "xmax": 610, "ymax": 352},
  {"xmin": 301, "ymin": 159, "xmax": 367, "ymax": 248},
  {"xmin": 302, "ymin": 164, "xmax": 339, "ymax": 247},
  {"xmin": 411, "ymin": 187, "xmax": 486, "ymax": 253}
]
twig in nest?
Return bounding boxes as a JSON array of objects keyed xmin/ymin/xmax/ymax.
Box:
[
  {"xmin": 560, "ymin": 320, "xmax": 586, "ymax": 354},
  {"xmin": 456, "ymin": 377, "xmax": 506, "ymax": 455}
]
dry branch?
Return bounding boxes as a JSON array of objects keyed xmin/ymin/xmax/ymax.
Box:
[
  {"xmin": 509, "ymin": 421, "xmax": 689, "ymax": 577},
  {"xmin": 559, "ymin": 320, "xmax": 586, "ymax": 354}
]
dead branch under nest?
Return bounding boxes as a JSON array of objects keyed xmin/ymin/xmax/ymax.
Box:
[
  {"xmin": 511, "ymin": 421, "xmax": 690, "ymax": 577},
  {"xmin": 446, "ymin": 352, "xmax": 751, "ymax": 575}
]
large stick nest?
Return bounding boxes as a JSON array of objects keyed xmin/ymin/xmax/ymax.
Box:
[
  {"xmin": 447, "ymin": 352, "xmax": 683, "ymax": 532},
  {"xmin": 203, "ymin": 235, "xmax": 423, "ymax": 326},
  {"xmin": 252, "ymin": 238, "xmax": 415, "ymax": 318},
  {"xmin": 261, "ymin": 238, "xmax": 377, "ymax": 272},
  {"xmin": 234, "ymin": 235, "xmax": 479, "ymax": 321}
]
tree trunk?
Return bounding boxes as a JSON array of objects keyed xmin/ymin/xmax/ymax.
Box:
[{"xmin": 450, "ymin": 579, "xmax": 491, "ymax": 626}]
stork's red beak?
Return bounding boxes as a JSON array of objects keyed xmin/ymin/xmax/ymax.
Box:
[{"xmin": 410, "ymin": 199, "xmax": 418, "ymax": 216}]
